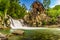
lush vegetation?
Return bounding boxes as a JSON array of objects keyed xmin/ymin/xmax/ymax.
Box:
[
  {"xmin": 0, "ymin": 0, "xmax": 27, "ymax": 19},
  {"xmin": 43, "ymin": 0, "xmax": 50, "ymax": 9},
  {"xmin": 0, "ymin": 0, "xmax": 60, "ymax": 40},
  {"xmin": 0, "ymin": 29, "xmax": 60, "ymax": 40},
  {"xmin": 0, "ymin": 0, "xmax": 27, "ymax": 27},
  {"xmin": 0, "ymin": 0, "xmax": 60, "ymax": 26},
  {"xmin": 46, "ymin": 5, "xmax": 60, "ymax": 24}
]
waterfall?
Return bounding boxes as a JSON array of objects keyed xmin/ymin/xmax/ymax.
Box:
[
  {"xmin": 9, "ymin": 18, "xmax": 25, "ymax": 29},
  {"xmin": 9, "ymin": 17, "xmax": 49, "ymax": 30}
]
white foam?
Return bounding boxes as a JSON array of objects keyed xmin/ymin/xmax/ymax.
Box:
[{"xmin": 9, "ymin": 18, "xmax": 60, "ymax": 30}]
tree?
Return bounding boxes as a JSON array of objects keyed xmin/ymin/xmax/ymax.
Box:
[
  {"xmin": 0, "ymin": 0, "xmax": 10, "ymax": 27},
  {"xmin": 0, "ymin": 0, "xmax": 27, "ymax": 27},
  {"xmin": 7, "ymin": 0, "xmax": 27, "ymax": 19},
  {"xmin": 43, "ymin": 0, "xmax": 51, "ymax": 9},
  {"xmin": 53, "ymin": 5, "xmax": 60, "ymax": 10}
]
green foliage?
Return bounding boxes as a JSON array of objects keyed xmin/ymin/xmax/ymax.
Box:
[
  {"xmin": 46, "ymin": 5, "xmax": 60, "ymax": 24},
  {"xmin": 46, "ymin": 9, "xmax": 59, "ymax": 18},
  {"xmin": 42, "ymin": 21, "xmax": 47, "ymax": 25},
  {"xmin": 0, "ymin": 11, "xmax": 3, "ymax": 17},
  {"xmin": 46, "ymin": 8, "xmax": 60, "ymax": 24},
  {"xmin": 0, "ymin": 0, "xmax": 27, "ymax": 27},
  {"xmin": 53, "ymin": 5, "xmax": 60, "ymax": 10},
  {"xmin": 0, "ymin": 0, "xmax": 10, "ymax": 18},
  {"xmin": 49, "ymin": 17, "xmax": 57, "ymax": 24},
  {"xmin": 0, "ymin": 0, "xmax": 27, "ymax": 19},
  {"xmin": 43, "ymin": 0, "xmax": 51, "ymax": 9},
  {"xmin": 7, "ymin": 0, "xmax": 27, "ymax": 19},
  {"xmin": 43, "ymin": 5, "xmax": 60, "ymax": 25}
]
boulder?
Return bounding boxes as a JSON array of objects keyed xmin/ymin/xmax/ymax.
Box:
[
  {"xmin": 0, "ymin": 25, "xmax": 3, "ymax": 29},
  {"xmin": 11, "ymin": 30, "xmax": 24, "ymax": 35},
  {"xmin": 0, "ymin": 33, "xmax": 8, "ymax": 40}
]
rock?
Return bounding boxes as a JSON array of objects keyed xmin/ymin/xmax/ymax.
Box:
[
  {"xmin": 11, "ymin": 30, "xmax": 24, "ymax": 35},
  {"xmin": 0, "ymin": 33, "xmax": 8, "ymax": 40},
  {"xmin": 40, "ymin": 13, "xmax": 47, "ymax": 21},
  {"xmin": 0, "ymin": 37, "xmax": 8, "ymax": 40},
  {"xmin": 0, "ymin": 25, "xmax": 3, "ymax": 29}
]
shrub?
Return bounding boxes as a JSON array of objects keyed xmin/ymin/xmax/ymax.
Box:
[
  {"xmin": 46, "ymin": 9, "xmax": 59, "ymax": 18},
  {"xmin": 42, "ymin": 21, "xmax": 47, "ymax": 25},
  {"xmin": 49, "ymin": 17, "xmax": 57, "ymax": 24}
]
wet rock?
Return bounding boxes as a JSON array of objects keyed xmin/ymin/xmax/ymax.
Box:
[
  {"xmin": 0, "ymin": 33, "xmax": 8, "ymax": 40},
  {"xmin": 11, "ymin": 30, "xmax": 24, "ymax": 35}
]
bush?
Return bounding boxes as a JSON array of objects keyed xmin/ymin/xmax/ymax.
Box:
[
  {"xmin": 46, "ymin": 9, "xmax": 59, "ymax": 18},
  {"xmin": 49, "ymin": 17, "xmax": 57, "ymax": 24},
  {"xmin": 42, "ymin": 21, "xmax": 47, "ymax": 25}
]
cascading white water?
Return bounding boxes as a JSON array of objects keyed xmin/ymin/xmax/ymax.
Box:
[
  {"xmin": 9, "ymin": 17, "xmax": 52, "ymax": 30},
  {"xmin": 9, "ymin": 17, "xmax": 60, "ymax": 31},
  {"xmin": 10, "ymin": 18, "xmax": 23, "ymax": 29}
]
